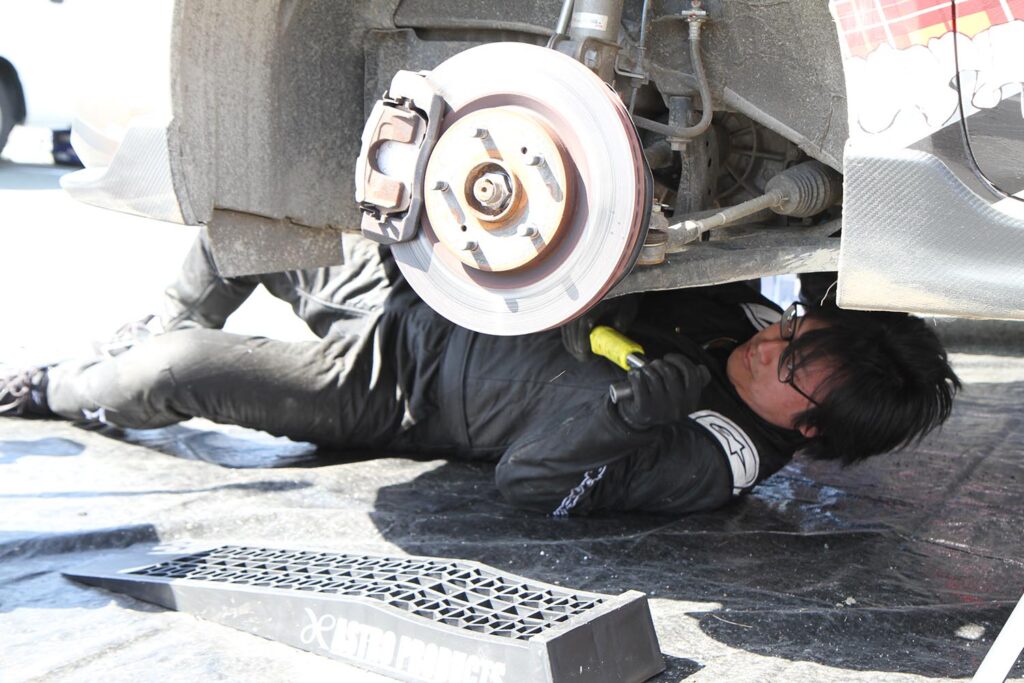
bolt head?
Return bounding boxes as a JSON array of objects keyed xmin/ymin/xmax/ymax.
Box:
[
  {"xmin": 525, "ymin": 155, "xmax": 544, "ymax": 167},
  {"xmin": 461, "ymin": 240, "xmax": 479, "ymax": 252},
  {"xmin": 472, "ymin": 171, "xmax": 513, "ymax": 210},
  {"xmin": 430, "ymin": 180, "xmax": 449, "ymax": 191},
  {"xmin": 470, "ymin": 127, "xmax": 489, "ymax": 139}
]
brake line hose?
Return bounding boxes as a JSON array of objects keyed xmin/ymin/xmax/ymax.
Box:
[{"xmin": 632, "ymin": 10, "xmax": 713, "ymax": 140}]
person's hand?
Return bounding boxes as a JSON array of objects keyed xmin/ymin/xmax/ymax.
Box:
[
  {"xmin": 561, "ymin": 296, "xmax": 640, "ymax": 362},
  {"xmin": 615, "ymin": 354, "xmax": 711, "ymax": 430}
]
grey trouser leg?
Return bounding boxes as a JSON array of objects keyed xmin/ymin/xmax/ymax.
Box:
[
  {"xmin": 47, "ymin": 302, "xmax": 454, "ymax": 452},
  {"xmin": 162, "ymin": 228, "xmax": 405, "ymax": 338},
  {"xmin": 46, "ymin": 325, "xmax": 409, "ymax": 449}
]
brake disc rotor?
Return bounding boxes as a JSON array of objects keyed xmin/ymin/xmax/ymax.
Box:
[{"xmin": 391, "ymin": 42, "xmax": 650, "ymax": 335}]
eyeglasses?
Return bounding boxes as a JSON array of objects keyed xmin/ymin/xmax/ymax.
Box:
[{"xmin": 778, "ymin": 302, "xmax": 820, "ymax": 407}]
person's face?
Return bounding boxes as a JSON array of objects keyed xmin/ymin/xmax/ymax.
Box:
[{"xmin": 726, "ymin": 316, "xmax": 831, "ymax": 434}]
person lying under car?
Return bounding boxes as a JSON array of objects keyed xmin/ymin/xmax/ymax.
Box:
[{"xmin": 0, "ymin": 230, "xmax": 960, "ymax": 517}]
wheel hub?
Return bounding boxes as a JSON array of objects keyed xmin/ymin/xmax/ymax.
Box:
[{"xmin": 424, "ymin": 108, "xmax": 573, "ymax": 272}]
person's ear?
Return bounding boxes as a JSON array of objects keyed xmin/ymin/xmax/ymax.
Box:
[{"xmin": 798, "ymin": 424, "xmax": 818, "ymax": 439}]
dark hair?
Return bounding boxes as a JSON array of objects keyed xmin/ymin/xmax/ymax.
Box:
[{"xmin": 782, "ymin": 306, "xmax": 961, "ymax": 465}]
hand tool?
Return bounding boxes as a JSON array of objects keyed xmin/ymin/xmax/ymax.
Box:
[{"xmin": 589, "ymin": 325, "xmax": 646, "ymax": 403}]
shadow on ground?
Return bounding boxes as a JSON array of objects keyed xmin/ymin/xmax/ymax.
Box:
[
  {"xmin": 0, "ymin": 437, "xmax": 85, "ymax": 464},
  {"xmin": 0, "ymin": 160, "xmax": 67, "ymax": 190},
  {"xmin": 20, "ymin": 379, "xmax": 1020, "ymax": 678},
  {"xmin": 86, "ymin": 423, "xmax": 321, "ymax": 469},
  {"xmin": 368, "ymin": 380, "xmax": 1024, "ymax": 678}
]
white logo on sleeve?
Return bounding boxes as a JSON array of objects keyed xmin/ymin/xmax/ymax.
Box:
[{"xmin": 690, "ymin": 410, "xmax": 759, "ymax": 495}]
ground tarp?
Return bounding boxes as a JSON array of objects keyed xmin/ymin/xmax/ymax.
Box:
[{"xmin": 2, "ymin": 357, "xmax": 1023, "ymax": 681}]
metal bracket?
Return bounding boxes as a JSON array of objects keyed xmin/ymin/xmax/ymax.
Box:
[{"xmin": 355, "ymin": 70, "xmax": 444, "ymax": 244}]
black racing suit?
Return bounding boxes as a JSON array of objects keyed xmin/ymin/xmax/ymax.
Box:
[
  {"xmin": 482, "ymin": 287, "xmax": 806, "ymax": 516},
  {"xmin": 46, "ymin": 231, "xmax": 804, "ymax": 516}
]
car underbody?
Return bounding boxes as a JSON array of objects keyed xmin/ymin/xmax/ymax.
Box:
[{"xmin": 61, "ymin": 0, "xmax": 1024, "ymax": 332}]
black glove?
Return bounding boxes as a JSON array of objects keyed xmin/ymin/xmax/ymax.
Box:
[
  {"xmin": 615, "ymin": 354, "xmax": 712, "ymax": 430},
  {"xmin": 560, "ymin": 295, "xmax": 640, "ymax": 362}
]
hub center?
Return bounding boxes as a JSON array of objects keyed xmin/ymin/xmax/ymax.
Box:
[
  {"xmin": 422, "ymin": 106, "xmax": 573, "ymax": 272},
  {"xmin": 465, "ymin": 163, "xmax": 517, "ymax": 221}
]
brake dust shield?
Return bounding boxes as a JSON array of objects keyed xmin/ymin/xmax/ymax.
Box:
[{"xmin": 391, "ymin": 43, "xmax": 650, "ymax": 336}]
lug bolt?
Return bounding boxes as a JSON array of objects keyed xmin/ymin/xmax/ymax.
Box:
[
  {"xmin": 525, "ymin": 155, "xmax": 544, "ymax": 167},
  {"xmin": 461, "ymin": 240, "xmax": 479, "ymax": 252},
  {"xmin": 470, "ymin": 128, "xmax": 489, "ymax": 139},
  {"xmin": 431, "ymin": 180, "xmax": 449, "ymax": 191},
  {"xmin": 517, "ymin": 225, "xmax": 539, "ymax": 238}
]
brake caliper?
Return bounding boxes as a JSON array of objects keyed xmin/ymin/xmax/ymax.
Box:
[{"xmin": 355, "ymin": 71, "xmax": 444, "ymax": 244}]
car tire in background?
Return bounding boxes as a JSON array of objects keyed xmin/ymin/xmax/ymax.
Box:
[{"xmin": 0, "ymin": 83, "xmax": 15, "ymax": 157}]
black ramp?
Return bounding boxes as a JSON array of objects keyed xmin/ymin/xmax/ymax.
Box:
[{"xmin": 64, "ymin": 545, "xmax": 664, "ymax": 683}]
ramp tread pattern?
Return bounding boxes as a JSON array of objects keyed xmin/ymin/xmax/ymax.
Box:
[{"xmin": 130, "ymin": 545, "xmax": 604, "ymax": 640}]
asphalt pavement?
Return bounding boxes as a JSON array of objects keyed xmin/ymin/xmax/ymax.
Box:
[{"xmin": 2, "ymin": 132, "xmax": 1024, "ymax": 682}]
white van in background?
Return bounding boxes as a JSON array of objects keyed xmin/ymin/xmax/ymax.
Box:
[{"xmin": 0, "ymin": 0, "xmax": 171, "ymax": 165}]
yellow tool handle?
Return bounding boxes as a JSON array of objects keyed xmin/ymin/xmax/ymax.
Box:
[{"xmin": 589, "ymin": 325, "xmax": 645, "ymax": 371}]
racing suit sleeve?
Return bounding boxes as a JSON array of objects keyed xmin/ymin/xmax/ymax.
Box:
[{"xmin": 494, "ymin": 396, "xmax": 734, "ymax": 517}]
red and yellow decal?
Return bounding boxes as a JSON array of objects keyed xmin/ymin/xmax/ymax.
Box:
[{"xmin": 831, "ymin": 0, "xmax": 1024, "ymax": 58}]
